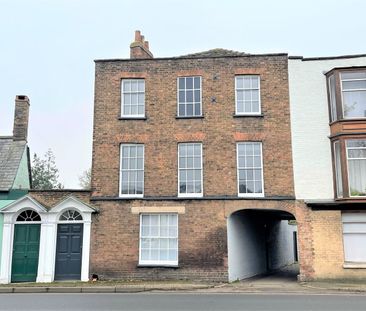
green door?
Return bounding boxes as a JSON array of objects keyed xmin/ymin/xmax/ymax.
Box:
[{"xmin": 11, "ymin": 224, "xmax": 41, "ymax": 282}]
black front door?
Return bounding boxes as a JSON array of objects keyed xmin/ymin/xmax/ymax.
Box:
[{"xmin": 55, "ymin": 224, "xmax": 83, "ymax": 280}]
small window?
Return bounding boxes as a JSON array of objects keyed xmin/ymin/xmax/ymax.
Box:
[
  {"xmin": 121, "ymin": 79, "xmax": 145, "ymax": 117},
  {"xmin": 235, "ymin": 75, "xmax": 261, "ymax": 115},
  {"xmin": 178, "ymin": 143, "xmax": 203, "ymax": 197},
  {"xmin": 334, "ymin": 141, "xmax": 343, "ymax": 198},
  {"xmin": 341, "ymin": 71, "xmax": 366, "ymax": 119},
  {"xmin": 342, "ymin": 213, "xmax": 366, "ymax": 263},
  {"xmin": 237, "ymin": 142, "xmax": 264, "ymax": 197},
  {"xmin": 120, "ymin": 144, "xmax": 144, "ymax": 197},
  {"xmin": 177, "ymin": 76, "xmax": 202, "ymax": 117},
  {"xmin": 59, "ymin": 210, "xmax": 83, "ymax": 221},
  {"xmin": 328, "ymin": 75, "xmax": 337, "ymax": 122},
  {"xmin": 346, "ymin": 139, "xmax": 366, "ymax": 197},
  {"xmin": 139, "ymin": 214, "xmax": 178, "ymax": 266},
  {"xmin": 16, "ymin": 210, "xmax": 41, "ymax": 222}
]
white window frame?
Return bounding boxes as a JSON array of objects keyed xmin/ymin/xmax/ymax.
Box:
[
  {"xmin": 340, "ymin": 71, "xmax": 366, "ymax": 119},
  {"xmin": 342, "ymin": 213, "xmax": 366, "ymax": 264},
  {"xmin": 177, "ymin": 76, "xmax": 202, "ymax": 117},
  {"xmin": 235, "ymin": 75, "xmax": 261, "ymax": 116},
  {"xmin": 119, "ymin": 144, "xmax": 144, "ymax": 198},
  {"xmin": 177, "ymin": 143, "xmax": 203, "ymax": 198},
  {"xmin": 121, "ymin": 79, "xmax": 145, "ymax": 118},
  {"xmin": 236, "ymin": 142, "xmax": 265, "ymax": 197},
  {"xmin": 346, "ymin": 139, "xmax": 366, "ymax": 198},
  {"xmin": 138, "ymin": 214, "xmax": 179, "ymax": 266}
]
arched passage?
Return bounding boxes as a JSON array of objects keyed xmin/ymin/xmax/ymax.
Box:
[{"xmin": 227, "ymin": 209, "xmax": 298, "ymax": 282}]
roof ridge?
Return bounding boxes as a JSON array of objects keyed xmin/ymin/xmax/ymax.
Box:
[{"xmin": 179, "ymin": 48, "xmax": 248, "ymax": 58}]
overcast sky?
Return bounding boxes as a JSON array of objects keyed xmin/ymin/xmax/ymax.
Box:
[{"xmin": 1, "ymin": 0, "xmax": 365, "ymax": 188}]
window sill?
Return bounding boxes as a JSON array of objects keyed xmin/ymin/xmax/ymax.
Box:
[
  {"xmin": 238, "ymin": 193, "xmax": 265, "ymax": 198},
  {"xmin": 175, "ymin": 115, "xmax": 204, "ymax": 119},
  {"xmin": 233, "ymin": 114, "xmax": 264, "ymax": 118},
  {"xmin": 118, "ymin": 117, "xmax": 147, "ymax": 120},
  {"xmin": 119, "ymin": 195, "xmax": 144, "ymax": 199},
  {"xmin": 178, "ymin": 194, "xmax": 204, "ymax": 198},
  {"xmin": 329, "ymin": 117, "xmax": 366, "ymax": 125},
  {"xmin": 343, "ymin": 262, "xmax": 366, "ymax": 269},
  {"xmin": 137, "ymin": 264, "xmax": 179, "ymax": 268}
]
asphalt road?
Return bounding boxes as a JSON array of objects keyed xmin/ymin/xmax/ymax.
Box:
[{"xmin": 1, "ymin": 293, "xmax": 366, "ymax": 311}]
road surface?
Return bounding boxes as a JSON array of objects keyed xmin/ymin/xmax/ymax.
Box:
[{"xmin": 0, "ymin": 292, "xmax": 366, "ymax": 310}]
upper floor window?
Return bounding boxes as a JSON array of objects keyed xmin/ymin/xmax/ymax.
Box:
[
  {"xmin": 346, "ymin": 139, "xmax": 366, "ymax": 197},
  {"xmin": 235, "ymin": 75, "xmax": 261, "ymax": 115},
  {"xmin": 177, "ymin": 76, "xmax": 202, "ymax": 117},
  {"xmin": 121, "ymin": 79, "xmax": 145, "ymax": 118},
  {"xmin": 327, "ymin": 69, "xmax": 366, "ymax": 121},
  {"xmin": 341, "ymin": 72, "xmax": 366, "ymax": 119},
  {"xmin": 237, "ymin": 142, "xmax": 264, "ymax": 197},
  {"xmin": 178, "ymin": 143, "xmax": 203, "ymax": 197},
  {"xmin": 120, "ymin": 144, "xmax": 144, "ymax": 197}
]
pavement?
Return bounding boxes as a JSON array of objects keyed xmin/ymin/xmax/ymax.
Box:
[{"xmin": 1, "ymin": 264, "xmax": 366, "ymax": 294}]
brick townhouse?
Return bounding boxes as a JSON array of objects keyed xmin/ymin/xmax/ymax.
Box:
[{"xmin": 89, "ymin": 31, "xmax": 309, "ymax": 281}]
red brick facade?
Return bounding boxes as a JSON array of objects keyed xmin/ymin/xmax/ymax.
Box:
[{"xmin": 87, "ymin": 44, "xmax": 317, "ymax": 281}]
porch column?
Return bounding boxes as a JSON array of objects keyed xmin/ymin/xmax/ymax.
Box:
[{"xmin": 0, "ymin": 222, "xmax": 13, "ymax": 284}]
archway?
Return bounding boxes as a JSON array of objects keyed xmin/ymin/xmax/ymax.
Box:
[{"xmin": 227, "ymin": 209, "xmax": 298, "ymax": 282}]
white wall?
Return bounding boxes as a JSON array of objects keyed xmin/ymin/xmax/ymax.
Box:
[
  {"xmin": 227, "ymin": 213, "xmax": 267, "ymax": 282},
  {"xmin": 288, "ymin": 56, "xmax": 366, "ymax": 200},
  {"xmin": 268, "ymin": 220, "xmax": 297, "ymax": 270}
]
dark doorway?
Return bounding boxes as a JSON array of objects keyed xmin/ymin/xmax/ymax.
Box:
[{"xmin": 54, "ymin": 224, "xmax": 83, "ymax": 280}]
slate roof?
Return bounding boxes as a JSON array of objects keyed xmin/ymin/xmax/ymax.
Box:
[
  {"xmin": 179, "ymin": 48, "xmax": 248, "ymax": 58},
  {"xmin": 0, "ymin": 138, "xmax": 27, "ymax": 191}
]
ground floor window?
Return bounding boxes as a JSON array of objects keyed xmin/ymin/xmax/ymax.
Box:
[
  {"xmin": 139, "ymin": 214, "xmax": 178, "ymax": 266},
  {"xmin": 342, "ymin": 213, "xmax": 366, "ymax": 263}
]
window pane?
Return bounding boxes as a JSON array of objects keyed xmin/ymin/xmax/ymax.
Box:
[
  {"xmin": 138, "ymin": 80, "xmax": 145, "ymax": 91},
  {"xmin": 123, "ymin": 81, "xmax": 130, "ymax": 92},
  {"xmin": 236, "ymin": 77, "xmax": 243, "ymax": 89},
  {"xmin": 194, "ymin": 103, "xmax": 201, "ymax": 115},
  {"xmin": 334, "ymin": 142, "xmax": 343, "ymax": 198},
  {"xmin": 347, "ymin": 140, "xmax": 366, "ymax": 148},
  {"xmin": 194, "ymin": 90, "xmax": 200, "ymax": 102},
  {"xmin": 194, "ymin": 77, "xmax": 200, "ymax": 89},
  {"xmin": 186, "ymin": 90, "xmax": 193, "ymax": 103},
  {"xmin": 131, "ymin": 81, "xmax": 138, "ymax": 92},
  {"xmin": 251, "ymin": 76, "xmax": 259, "ymax": 88},
  {"xmin": 179, "ymin": 104, "xmax": 185, "ymax": 116},
  {"xmin": 342, "ymin": 90, "xmax": 366, "ymax": 118},
  {"xmin": 186, "ymin": 104, "xmax": 193, "ymax": 116},
  {"xmin": 179, "ymin": 91, "xmax": 185, "ymax": 103},
  {"xmin": 328, "ymin": 75, "xmax": 337, "ymax": 122},
  {"xmin": 341, "ymin": 72, "xmax": 366, "ymax": 80},
  {"xmin": 178, "ymin": 78, "xmax": 185, "ymax": 90},
  {"xmin": 186, "ymin": 77, "xmax": 193, "ymax": 89},
  {"xmin": 343, "ymin": 80, "xmax": 366, "ymax": 90}
]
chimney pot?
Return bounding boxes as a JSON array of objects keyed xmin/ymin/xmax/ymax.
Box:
[
  {"xmin": 135, "ymin": 30, "xmax": 141, "ymax": 42},
  {"xmin": 130, "ymin": 30, "xmax": 153, "ymax": 59},
  {"xmin": 13, "ymin": 95, "xmax": 30, "ymax": 141}
]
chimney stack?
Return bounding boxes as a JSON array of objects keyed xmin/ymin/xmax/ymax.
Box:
[
  {"xmin": 13, "ymin": 95, "xmax": 30, "ymax": 141},
  {"xmin": 130, "ymin": 30, "xmax": 153, "ymax": 59}
]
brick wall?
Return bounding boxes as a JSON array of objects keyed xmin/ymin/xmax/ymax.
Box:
[
  {"xmin": 92, "ymin": 54, "xmax": 294, "ymax": 199},
  {"xmin": 89, "ymin": 199, "xmax": 312, "ymax": 281}
]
